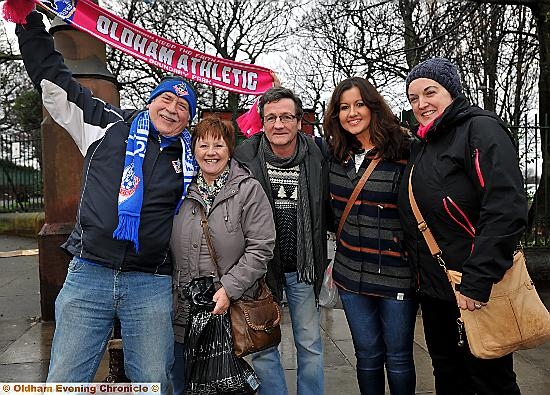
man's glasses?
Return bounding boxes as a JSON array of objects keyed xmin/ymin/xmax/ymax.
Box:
[{"xmin": 263, "ymin": 114, "xmax": 297, "ymax": 125}]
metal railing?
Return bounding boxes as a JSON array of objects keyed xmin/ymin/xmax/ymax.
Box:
[
  {"xmin": 512, "ymin": 114, "xmax": 550, "ymax": 246},
  {"xmin": 0, "ymin": 134, "xmax": 43, "ymax": 213}
]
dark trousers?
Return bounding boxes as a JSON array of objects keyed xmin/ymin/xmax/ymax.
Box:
[{"xmin": 420, "ymin": 294, "xmax": 521, "ymax": 395}]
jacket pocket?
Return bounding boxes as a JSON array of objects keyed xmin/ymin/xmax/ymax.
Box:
[
  {"xmin": 223, "ymin": 199, "xmax": 241, "ymax": 233},
  {"xmin": 443, "ymin": 196, "xmax": 475, "ymax": 238}
]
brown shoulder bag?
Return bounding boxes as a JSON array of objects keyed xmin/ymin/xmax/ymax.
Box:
[
  {"xmin": 199, "ymin": 206, "xmax": 281, "ymax": 358},
  {"xmin": 408, "ymin": 165, "xmax": 550, "ymax": 359}
]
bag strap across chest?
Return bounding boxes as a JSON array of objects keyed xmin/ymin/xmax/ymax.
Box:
[{"xmin": 336, "ymin": 157, "xmax": 380, "ymax": 242}]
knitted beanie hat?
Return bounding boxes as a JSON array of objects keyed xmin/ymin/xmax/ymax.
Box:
[
  {"xmin": 405, "ymin": 57, "xmax": 463, "ymax": 98},
  {"xmin": 148, "ymin": 78, "xmax": 197, "ymax": 119}
]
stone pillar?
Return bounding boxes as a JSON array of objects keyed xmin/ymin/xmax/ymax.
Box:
[{"xmin": 38, "ymin": 18, "xmax": 119, "ymax": 321}]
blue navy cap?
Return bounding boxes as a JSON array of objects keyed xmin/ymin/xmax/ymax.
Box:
[{"xmin": 148, "ymin": 79, "xmax": 197, "ymax": 119}]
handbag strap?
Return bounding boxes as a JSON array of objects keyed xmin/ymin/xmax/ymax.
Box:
[
  {"xmin": 199, "ymin": 205, "xmax": 222, "ymax": 277},
  {"xmin": 407, "ymin": 165, "xmax": 448, "ymax": 270},
  {"xmin": 336, "ymin": 157, "xmax": 380, "ymax": 242},
  {"xmin": 199, "ymin": 204, "xmax": 269, "ymax": 297}
]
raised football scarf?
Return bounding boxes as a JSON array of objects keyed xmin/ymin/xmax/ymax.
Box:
[{"xmin": 3, "ymin": 0, "xmax": 275, "ymax": 95}]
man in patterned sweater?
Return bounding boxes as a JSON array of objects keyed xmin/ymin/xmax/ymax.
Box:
[{"xmin": 234, "ymin": 87, "xmax": 329, "ymax": 395}]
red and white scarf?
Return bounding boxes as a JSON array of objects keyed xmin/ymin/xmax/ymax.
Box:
[{"xmin": 3, "ymin": 0, "xmax": 275, "ymax": 95}]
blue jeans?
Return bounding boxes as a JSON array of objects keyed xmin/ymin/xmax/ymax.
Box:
[
  {"xmin": 339, "ymin": 289, "xmax": 417, "ymax": 395},
  {"xmin": 251, "ymin": 271, "xmax": 324, "ymax": 395},
  {"xmin": 170, "ymin": 342, "xmax": 186, "ymax": 395},
  {"xmin": 47, "ymin": 257, "xmax": 174, "ymax": 394}
]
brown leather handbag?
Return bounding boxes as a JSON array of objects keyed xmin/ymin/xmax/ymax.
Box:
[
  {"xmin": 229, "ymin": 277, "xmax": 281, "ymax": 358},
  {"xmin": 199, "ymin": 206, "xmax": 281, "ymax": 358},
  {"xmin": 408, "ymin": 166, "xmax": 550, "ymax": 359}
]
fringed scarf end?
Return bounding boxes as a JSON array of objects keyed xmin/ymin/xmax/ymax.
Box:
[
  {"xmin": 2, "ymin": 0, "xmax": 35, "ymax": 24},
  {"xmin": 113, "ymin": 214, "xmax": 140, "ymax": 253}
]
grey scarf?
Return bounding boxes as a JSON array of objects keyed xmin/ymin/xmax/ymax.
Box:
[{"xmin": 258, "ymin": 133, "xmax": 315, "ymax": 284}]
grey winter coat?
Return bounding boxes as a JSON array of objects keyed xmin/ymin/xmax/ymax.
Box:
[{"xmin": 170, "ymin": 159, "xmax": 276, "ymax": 342}]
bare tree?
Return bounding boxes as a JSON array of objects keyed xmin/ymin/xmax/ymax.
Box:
[
  {"xmin": 280, "ymin": 43, "xmax": 332, "ymax": 135},
  {"xmin": 297, "ymin": 0, "xmax": 481, "ymax": 109},
  {"xmin": 103, "ymin": 0, "xmax": 298, "ymax": 120},
  {"xmin": 169, "ymin": 0, "xmax": 299, "ymax": 119},
  {"xmin": 464, "ymin": 0, "xmax": 550, "ymax": 241},
  {"xmin": 0, "ymin": 22, "xmax": 43, "ymax": 171},
  {"xmin": 299, "ymin": 1, "xmax": 410, "ymax": 96}
]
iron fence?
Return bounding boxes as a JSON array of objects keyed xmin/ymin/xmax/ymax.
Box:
[
  {"xmin": 0, "ymin": 134, "xmax": 43, "ymax": 213},
  {"xmin": 512, "ymin": 114, "xmax": 550, "ymax": 246}
]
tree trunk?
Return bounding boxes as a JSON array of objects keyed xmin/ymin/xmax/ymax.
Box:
[
  {"xmin": 227, "ymin": 92, "xmax": 242, "ymax": 140},
  {"xmin": 399, "ymin": 0, "xmax": 421, "ymax": 68},
  {"xmin": 482, "ymin": 5, "xmax": 501, "ymax": 112}
]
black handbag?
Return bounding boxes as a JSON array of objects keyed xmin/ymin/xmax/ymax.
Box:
[{"xmin": 181, "ymin": 275, "xmax": 216, "ymax": 312}]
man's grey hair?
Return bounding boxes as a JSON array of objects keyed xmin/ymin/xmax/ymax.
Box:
[{"xmin": 258, "ymin": 87, "xmax": 304, "ymax": 120}]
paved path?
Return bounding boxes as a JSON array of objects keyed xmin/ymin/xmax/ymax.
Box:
[{"xmin": 1, "ymin": 235, "xmax": 550, "ymax": 393}]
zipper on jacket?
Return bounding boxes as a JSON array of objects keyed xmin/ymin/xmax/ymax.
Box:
[
  {"xmin": 78, "ymin": 135, "xmax": 107, "ymax": 258},
  {"xmin": 154, "ymin": 251, "xmax": 169, "ymax": 274},
  {"xmin": 118, "ymin": 242, "xmax": 129, "ymax": 271},
  {"xmin": 391, "ymin": 168, "xmax": 401, "ymax": 194},
  {"xmin": 442, "ymin": 196, "xmax": 475, "ymax": 238},
  {"xmin": 144, "ymin": 142, "xmax": 162, "ymax": 192},
  {"xmin": 377, "ymin": 204, "xmax": 384, "ymax": 274},
  {"xmin": 473, "ymin": 148, "xmax": 485, "ymax": 188}
]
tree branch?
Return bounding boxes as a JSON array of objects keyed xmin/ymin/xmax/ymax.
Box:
[
  {"xmin": 466, "ymin": 0, "xmax": 534, "ymax": 7},
  {"xmin": 0, "ymin": 53, "xmax": 22, "ymax": 62}
]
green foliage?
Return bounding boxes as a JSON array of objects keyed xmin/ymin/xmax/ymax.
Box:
[{"xmin": 10, "ymin": 89, "xmax": 42, "ymax": 137}]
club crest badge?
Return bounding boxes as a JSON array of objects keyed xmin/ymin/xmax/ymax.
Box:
[
  {"xmin": 173, "ymin": 82, "xmax": 190, "ymax": 97},
  {"xmin": 119, "ymin": 163, "xmax": 140, "ymax": 203},
  {"xmin": 172, "ymin": 158, "xmax": 182, "ymax": 174},
  {"xmin": 42, "ymin": 0, "xmax": 78, "ymax": 22}
]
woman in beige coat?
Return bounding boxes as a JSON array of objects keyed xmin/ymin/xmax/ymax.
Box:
[{"xmin": 169, "ymin": 118, "xmax": 276, "ymax": 394}]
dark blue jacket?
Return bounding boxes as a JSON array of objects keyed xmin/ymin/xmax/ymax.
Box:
[{"xmin": 17, "ymin": 12, "xmax": 186, "ymax": 274}]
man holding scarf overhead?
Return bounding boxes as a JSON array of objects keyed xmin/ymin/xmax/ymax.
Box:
[{"xmin": 16, "ymin": 10, "xmax": 197, "ymax": 393}]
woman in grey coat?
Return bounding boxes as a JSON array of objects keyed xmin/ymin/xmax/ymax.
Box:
[{"xmin": 169, "ymin": 117, "xmax": 276, "ymax": 394}]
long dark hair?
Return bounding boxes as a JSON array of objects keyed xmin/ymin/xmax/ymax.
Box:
[{"xmin": 323, "ymin": 77, "xmax": 406, "ymax": 162}]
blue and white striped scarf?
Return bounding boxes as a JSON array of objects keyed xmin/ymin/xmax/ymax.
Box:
[{"xmin": 113, "ymin": 110, "xmax": 197, "ymax": 252}]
